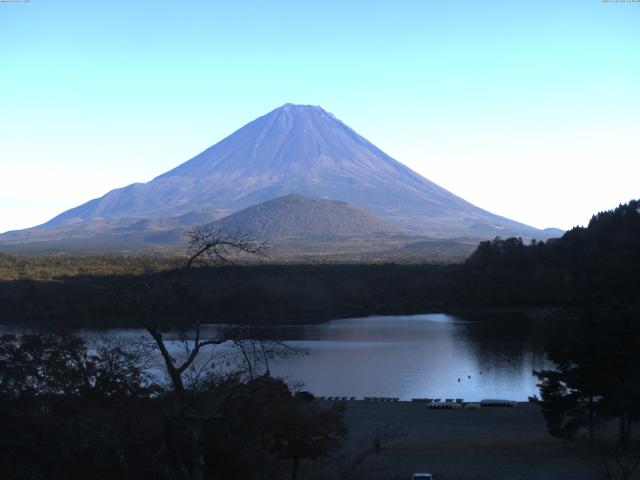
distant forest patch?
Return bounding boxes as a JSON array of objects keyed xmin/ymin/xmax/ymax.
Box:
[{"xmin": 0, "ymin": 200, "xmax": 638, "ymax": 327}]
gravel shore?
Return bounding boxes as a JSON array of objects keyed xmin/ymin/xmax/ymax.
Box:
[{"xmin": 309, "ymin": 401, "xmax": 606, "ymax": 480}]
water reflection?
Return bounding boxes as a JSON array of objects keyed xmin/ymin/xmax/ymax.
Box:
[
  {"xmin": 0, "ymin": 313, "xmax": 551, "ymax": 401},
  {"xmin": 255, "ymin": 313, "xmax": 550, "ymax": 401}
]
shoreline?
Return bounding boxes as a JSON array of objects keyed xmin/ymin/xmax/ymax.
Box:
[
  {"xmin": 0, "ymin": 305, "xmax": 568, "ymax": 330},
  {"xmin": 312, "ymin": 401, "xmax": 600, "ymax": 480}
]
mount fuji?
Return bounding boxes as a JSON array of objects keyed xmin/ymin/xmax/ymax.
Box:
[{"xmin": 1, "ymin": 103, "xmax": 560, "ymax": 251}]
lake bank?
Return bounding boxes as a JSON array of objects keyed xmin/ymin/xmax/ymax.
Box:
[{"xmin": 312, "ymin": 401, "xmax": 600, "ymax": 480}]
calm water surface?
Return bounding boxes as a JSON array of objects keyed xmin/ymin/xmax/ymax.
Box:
[
  {"xmin": 1, "ymin": 313, "xmax": 551, "ymax": 401},
  {"xmin": 255, "ymin": 313, "xmax": 550, "ymax": 401}
]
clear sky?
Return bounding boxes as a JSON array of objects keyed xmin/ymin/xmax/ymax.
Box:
[{"xmin": 1, "ymin": 0, "xmax": 639, "ymax": 233}]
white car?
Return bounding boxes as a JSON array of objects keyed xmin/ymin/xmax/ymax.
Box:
[{"xmin": 411, "ymin": 474, "xmax": 433, "ymax": 480}]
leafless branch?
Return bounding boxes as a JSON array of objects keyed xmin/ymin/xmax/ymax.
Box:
[{"xmin": 184, "ymin": 226, "xmax": 267, "ymax": 269}]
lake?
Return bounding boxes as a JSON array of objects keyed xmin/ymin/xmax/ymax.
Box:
[
  {"xmin": 1, "ymin": 312, "xmax": 552, "ymax": 401},
  {"xmin": 245, "ymin": 313, "xmax": 551, "ymax": 401}
]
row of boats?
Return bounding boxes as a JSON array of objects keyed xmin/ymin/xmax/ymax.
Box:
[
  {"xmin": 314, "ymin": 396, "xmax": 517, "ymax": 407},
  {"xmin": 412, "ymin": 398, "xmax": 518, "ymax": 408},
  {"xmin": 315, "ymin": 396, "xmax": 400, "ymax": 401}
]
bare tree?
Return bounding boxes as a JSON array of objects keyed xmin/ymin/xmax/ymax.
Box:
[
  {"xmin": 116, "ymin": 226, "xmax": 277, "ymax": 480},
  {"xmin": 120, "ymin": 226, "xmax": 266, "ymax": 391}
]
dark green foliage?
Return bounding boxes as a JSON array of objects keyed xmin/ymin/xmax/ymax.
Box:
[
  {"xmin": 460, "ymin": 199, "xmax": 640, "ymax": 309},
  {"xmin": 0, "ymin": 334, "xmax": 157, "ymax": 399},
  {"xmin": 0, "ymin": 263, "xmax": 455, "ymax": 327},
  {"xmin": 464, "ymin": 201, "xmax": 640, "ymax": 478},
  {"xmin": 0, "ymin": 252, "xmax": 179, "ymax": 281},
  {"xmin": 0, "ymin": 334, "xmax": 347, "ymax": 480},
  {"xmin": 219, "ymin": 377, "xmax": 347, "ymax": 480},
  {"xmin": 535, "ymin": 309, "xmax": 640, "ymax": 446},
  {"xmin": 0, "ymin": 334, "xmax": 163, "ymax": 480}
]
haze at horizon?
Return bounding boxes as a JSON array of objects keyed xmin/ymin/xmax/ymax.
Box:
[{"xmin": 1, "ymin": 0, "xmax": 639, "ymax": 233}]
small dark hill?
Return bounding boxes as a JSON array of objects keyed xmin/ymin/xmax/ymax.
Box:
[{"xmin": 212, "ymin": 194, "xmax": 402, "ymax": 240}]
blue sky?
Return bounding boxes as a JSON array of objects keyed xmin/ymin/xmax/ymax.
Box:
[{"xmin": 1, "ymin": 0, "xmax": 639, "ymax": 233}]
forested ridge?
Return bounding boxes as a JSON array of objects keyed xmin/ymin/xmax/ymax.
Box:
[
  {"xmin": 0, "ymin": 200, "xmax": 638, "ymax": 327},
  {"xmin": 0, "ymin": 263, "xmax": 454, "ymax": 326},
  {"xmin": 460, "ymin": 199, "xmax": 640, "ymax": 309}
]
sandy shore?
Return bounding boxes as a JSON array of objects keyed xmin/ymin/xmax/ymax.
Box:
[{"xmin": 307, "ymin": 401, "xmax": 606, "ymax": 480}]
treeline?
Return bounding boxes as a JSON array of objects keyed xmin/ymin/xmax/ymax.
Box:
[
  {"xmin": 527, "ymin": 203, "xmax": 640, "ymax": 477},
  {"xmin": 0, "ymin": 263, "xmax": 456, "ymax": 327},
  {"xmin": 459, "ymin": 199, "xmax": 640, "ymax": 310},
  {"xmin": 456, "ymin": 200, "xmax": 640, "ymax": 476},
  {"xmin": 0, "ymin": 252, "xmax": 178, "ymax": 280},
  {"xmin": 1, "ymin": 199, "xmax": 639, "ymax": 327},
  {"xmin": 536, "ymin": 308, "xmax": 640, "ymax": 446}
]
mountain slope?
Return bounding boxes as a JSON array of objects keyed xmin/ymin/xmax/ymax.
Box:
[
  {"xmin": 212, "ymin": 194, "xmax": 402, "ymax": 240},
  {"xmin": 4, "ymin": 103, "xmax": 558, "ymax": 245}
]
